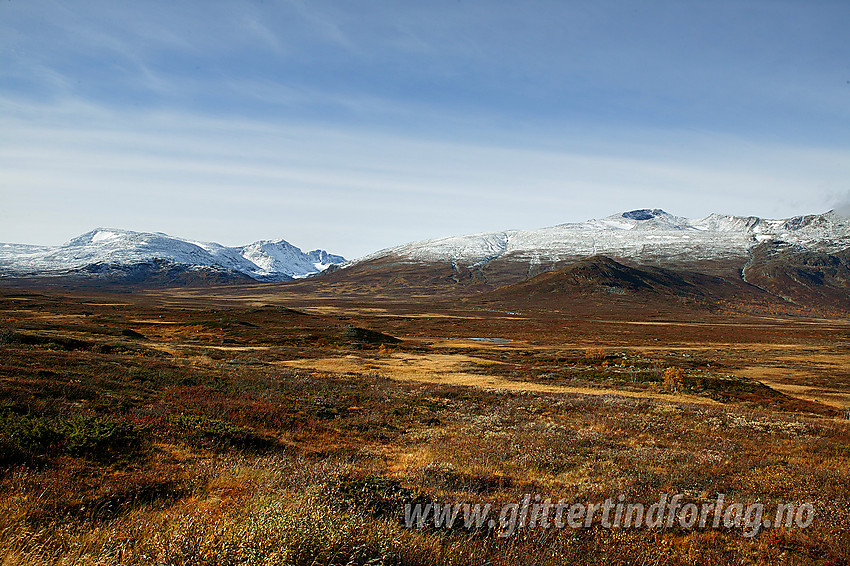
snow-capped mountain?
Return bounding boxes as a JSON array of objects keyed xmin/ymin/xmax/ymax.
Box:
[
  {"xmin": 347, "ymin": 209, "xmax": 850, "ymax": 270},
  {"xmin": 0, "ymin": 229, "xmax": 345, "ymax": 282},
  {"xmin": 2, "ymin": 210, "xmax": 847, "ymax": 292}
]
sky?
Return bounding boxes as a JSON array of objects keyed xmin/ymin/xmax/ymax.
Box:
[{"xmin": 1, "ymin": 0, "xmax": 849, "ymax": 259}]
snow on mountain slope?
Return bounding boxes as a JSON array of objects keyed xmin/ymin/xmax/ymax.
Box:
[
  {"xmin": 349, "ymin": 209, "xmax": 850, "ymax": 269},
  {"xmin": 239, "ymin": 240, "xmax": 346, "ymax": 280},
  {"xmin": 2, "ymin": 210, "xmax": 846, "ymax": 284},
  {"xmin": 0, "ymin": 229, "xmax": 345, "ymax": 281}
]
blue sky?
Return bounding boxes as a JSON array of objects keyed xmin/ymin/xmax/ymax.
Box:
[{"xmin": 1, "ymin": 0, "xmax": 849, "ymax": 258}]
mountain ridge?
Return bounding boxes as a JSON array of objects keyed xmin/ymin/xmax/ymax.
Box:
[
  {"xmin": 287, "ymin": 209, "xmax": 850, "ymax": 313},
  {"xmin": 1, "ymin": 210, "xmax": 848, "ymax": 312},
  {"xmin": 346, "ymin": 209, "xmax": 850, "ymax": 272},
  {"xmin": 0, "ymin": 228, "xmax": 345, "ymax": 283}
]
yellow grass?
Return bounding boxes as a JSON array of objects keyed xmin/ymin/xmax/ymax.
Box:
[{"xmin": 276, "ymin": 351, "xmax": 719, "ymax": 406}]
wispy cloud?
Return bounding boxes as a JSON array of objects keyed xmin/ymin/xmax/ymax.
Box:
[
  {"xmin": 4, "ymin": 0, "xmax": 847, "ymax": 136},
  {"xmin": 241, "ymin": 16, "xmax": 287, "ymax": 56},
  {"xmin": 2, "ymin": 98, "xmax": 848, "ymax": 258},
  {"xmin": 829, "ymin": 191, "xmax": 850, "ymax": 218},
  {"xmin": 1, "ymin": 1, "xmax": 848, "ymax": 257}
]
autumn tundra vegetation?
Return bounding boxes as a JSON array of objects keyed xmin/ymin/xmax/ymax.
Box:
[{"xmin": 0, "ymin": 286, "xmax": 848, "ymax": 565}]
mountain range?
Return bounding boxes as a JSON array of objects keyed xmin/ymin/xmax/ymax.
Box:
[
  {"xmin": 316, "ymin": 208, "xmax": 850, "ymax": 312},
  {"xmin": 1, "ymin": 210, "xmax": 848, "ymax": 312},
  {"xmin": 0, "ymin": 228, "xmax": 345, "ymax": 284},
  {"xmin": 347, "ymin": 208, "xmax": 849, "ymax": 274}
]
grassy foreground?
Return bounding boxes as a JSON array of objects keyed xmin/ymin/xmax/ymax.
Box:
[{"xmin": 0, "ymin": 289, "xmax": 848, "ymax": 565}]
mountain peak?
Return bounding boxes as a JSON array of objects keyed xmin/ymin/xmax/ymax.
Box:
[
  {"xmin": 67, "ymin": 228, "xmax": 134, "ymax": 246},
  {"xmin": 621, "ymin": 209, "xmax": 668, "ymax": 221}
]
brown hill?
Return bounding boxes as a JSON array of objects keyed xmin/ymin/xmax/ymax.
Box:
[
  {"xmin": 470, "ymin": 256, "xmax": 776, "ymax": 313},
  {"xmin": 743, "ymin": 242, "xmax": 850, "ymax": 312}
]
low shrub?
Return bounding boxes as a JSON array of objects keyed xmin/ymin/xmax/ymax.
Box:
[{"xmin": 0, "ymin": 412, "xmax": 138, "ymax": 464}]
